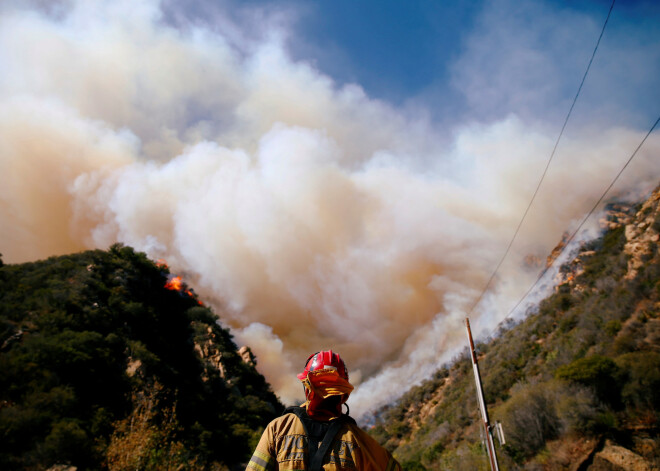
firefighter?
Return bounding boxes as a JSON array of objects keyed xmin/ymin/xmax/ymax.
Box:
[{"xmin": 246, "ymin": 350, "xmax": 401, "ymax": 471}]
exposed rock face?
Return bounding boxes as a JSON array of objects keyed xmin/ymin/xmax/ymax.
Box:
[
  {"xmin": 624, "ymin": 188, "xmax": 660, "ymax": 280},
  {"xmin": 590, "ymin": 442, "xmax": 655, "ymax": 471},
  {"xmin": 553, "ymin": 186, "xmax": 660, "ymax": 289},
  {"xmin": 193, "ymin": 325, "xmax": 226, "ymax": 379},
  {"xmin": 600, "ymin": 203, "xmax": 637, "ymax": 231},
  {"xmin": 126, "ymin": 357, "xmax": 143, "ymax": 377},
  {"xmin": 239, "ymin": 345, "xmax": 256, "ymax": 366}
]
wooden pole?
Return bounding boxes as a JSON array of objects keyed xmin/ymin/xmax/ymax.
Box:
[{"xmin": 465, "ymin": 318, "xmax": 500, "ymax": 471}]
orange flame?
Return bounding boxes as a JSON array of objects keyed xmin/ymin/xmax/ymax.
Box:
[
  {"xmin": 156, "ymin": 259, "xmax": 169, "ymax": 269},
  {"xmin": 164, "ymin": 274, "xmax": 203, "ymax": 305},
  {"xmin": 160, "ymin": 258, "xmax": 203, "ymax": 305},
  {"xmin": 165, "ymin": 276, "xmax": 183, "ymax": 291}
]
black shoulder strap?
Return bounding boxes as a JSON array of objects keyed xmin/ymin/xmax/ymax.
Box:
[
  {"xmin": 310, "ymin": 419, "xmax": 344, "ymax": 471},
  {"xmin": 282, "ymin": 406, "xmax": 355, "ymax": 471},
  {"xmin": 282, "ymin": 405, "xmax": 304, "ymax": 416}
]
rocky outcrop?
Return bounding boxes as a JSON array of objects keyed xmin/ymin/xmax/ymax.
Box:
[
  {"xmin": 238, "ymin": 345, "xmax": 256, "ymax": 366},
  {"xmin": 193, "ymin": 325, "xmax": 226, "ymax": 380},
  {"xmin": 600, "ymin": 203, "xmax": 636, "ymax": 231},
  {"xmin": 589, "ymin": 442, "xmax": 656, "ymax": 471},
  {"xmin": 125, "ymin": 357, "xmax": 143, "ymax": 377},
  {"xmin": 554, "ymin": 250, "xmax": 595, "ymax": 291},
  {"xmin": 552, "ymin": 186, "xmax": 660, "ymax": 290},
  {"xmin": 624, "ymin": 187, "xmax": 660, "ymax": 280}
]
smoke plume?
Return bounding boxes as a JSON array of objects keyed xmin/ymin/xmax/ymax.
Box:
[{"xmin": 1, "ymin": 0, "xmax": 658, "ymax": 416}]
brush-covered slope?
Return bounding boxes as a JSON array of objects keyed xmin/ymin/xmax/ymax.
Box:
[
  {"xmin": 370, "ymin": 186, "xmax": 660, "ymax": 470},
  {"xmin": 0, "ymin": 244, "xmax": 282, "ymax": 470}
]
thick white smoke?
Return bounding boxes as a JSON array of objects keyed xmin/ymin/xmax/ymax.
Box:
[{"xmin": 1, "ymin": 0, "xmax": 658, "ymax": 416}]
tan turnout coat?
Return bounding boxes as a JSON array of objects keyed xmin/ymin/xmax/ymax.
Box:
[{"xmin": 246, "ymin": 411, "xmax": 401, "ymax": 471}]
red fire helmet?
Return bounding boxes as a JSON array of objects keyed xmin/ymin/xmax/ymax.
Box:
[{"xmin": 297, "ymin": 350, "xmax": 349, "ymax": 381}]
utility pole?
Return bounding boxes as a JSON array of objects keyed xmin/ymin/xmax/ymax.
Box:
[{"xmin": 465, "ymin": 318, "xmax": 500, "ymax": 471}]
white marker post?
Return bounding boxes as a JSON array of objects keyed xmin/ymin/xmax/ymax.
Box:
[{"xmin": 465, "ymin": 318, "xmax": 500, "ymax": 471}]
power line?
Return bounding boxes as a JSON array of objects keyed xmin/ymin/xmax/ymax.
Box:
[
  {"xmin": 467, "ymin": 0, "xmax": 617, "ymax": 317},
  {"xmin": 506, "ymin": 113, "xmax": 660, "ymax": 320}
]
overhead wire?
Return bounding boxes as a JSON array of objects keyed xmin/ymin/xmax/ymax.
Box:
[
  {"xmin": 505, "ymin": 114, "xmax": 660, "ymax": 320},
  {"xmin": 466, "ymin": 0, "xmax": 617, "ymax": 318}
]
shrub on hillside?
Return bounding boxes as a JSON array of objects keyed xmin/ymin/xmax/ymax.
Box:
[
  {"xmin": 496, "ymin": 380, "xmax": 607, "ymax": 462},
  {"xmin": 555, "ymin": 355, "xmax": 622, "ymax": 408},
  {"xmin": 497, "ymin": 382, "xmax": 561, "ymax": 460},
  {"xmin": 616, "ymin": 351, "xmax": 660, "ymax": 413},
  {"xmin": 106, "ymin": 383, "xmax": 202, "ymax": 471}
]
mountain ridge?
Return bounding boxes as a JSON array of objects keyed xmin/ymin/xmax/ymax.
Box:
[{"xmin": 369, "ymin": 184, "xmax": 660, "ymax": 470}]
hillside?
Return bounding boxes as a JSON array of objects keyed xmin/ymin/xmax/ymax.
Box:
[
  {"xmin": 370, "ymin": 185, "xmax": 660, "ymax": 470},
  {"xmin": 0, "ymin": 244, "xmax": 282, "ymax": 470}
]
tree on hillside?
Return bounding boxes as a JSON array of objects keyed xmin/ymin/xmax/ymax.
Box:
[{"xmin": 0, "ymin": 245, "xmax": 282, "ymax": 470}]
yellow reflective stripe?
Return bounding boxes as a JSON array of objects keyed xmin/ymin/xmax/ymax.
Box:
[
  {"xmin": 247, "ymin": 450, "xmax": 272, "ymax": 471},
  {"xmin": 246, "ymin": 460, "xmax": 265, "ymax": 471}
]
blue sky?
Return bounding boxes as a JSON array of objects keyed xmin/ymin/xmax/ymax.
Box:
[
  {"xmin": 289, "ymin": 0, "xmax": 483, "ymax": 103},
  {"xmin": 299, "ymin": 0, "xmax": 659, "ymax": 127},
  {"xmin": 161, "ymin": 0, "xmax": 660, "ymax": 133}
]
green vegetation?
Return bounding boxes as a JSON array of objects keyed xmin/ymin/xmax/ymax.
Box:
[
  {"xmin": 0, "ymin": 244, "xmax": 282, "ymax": 470},
  {"xmin": 370, "ymin": 190, "xmax": 660, "ymax": 469}
]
